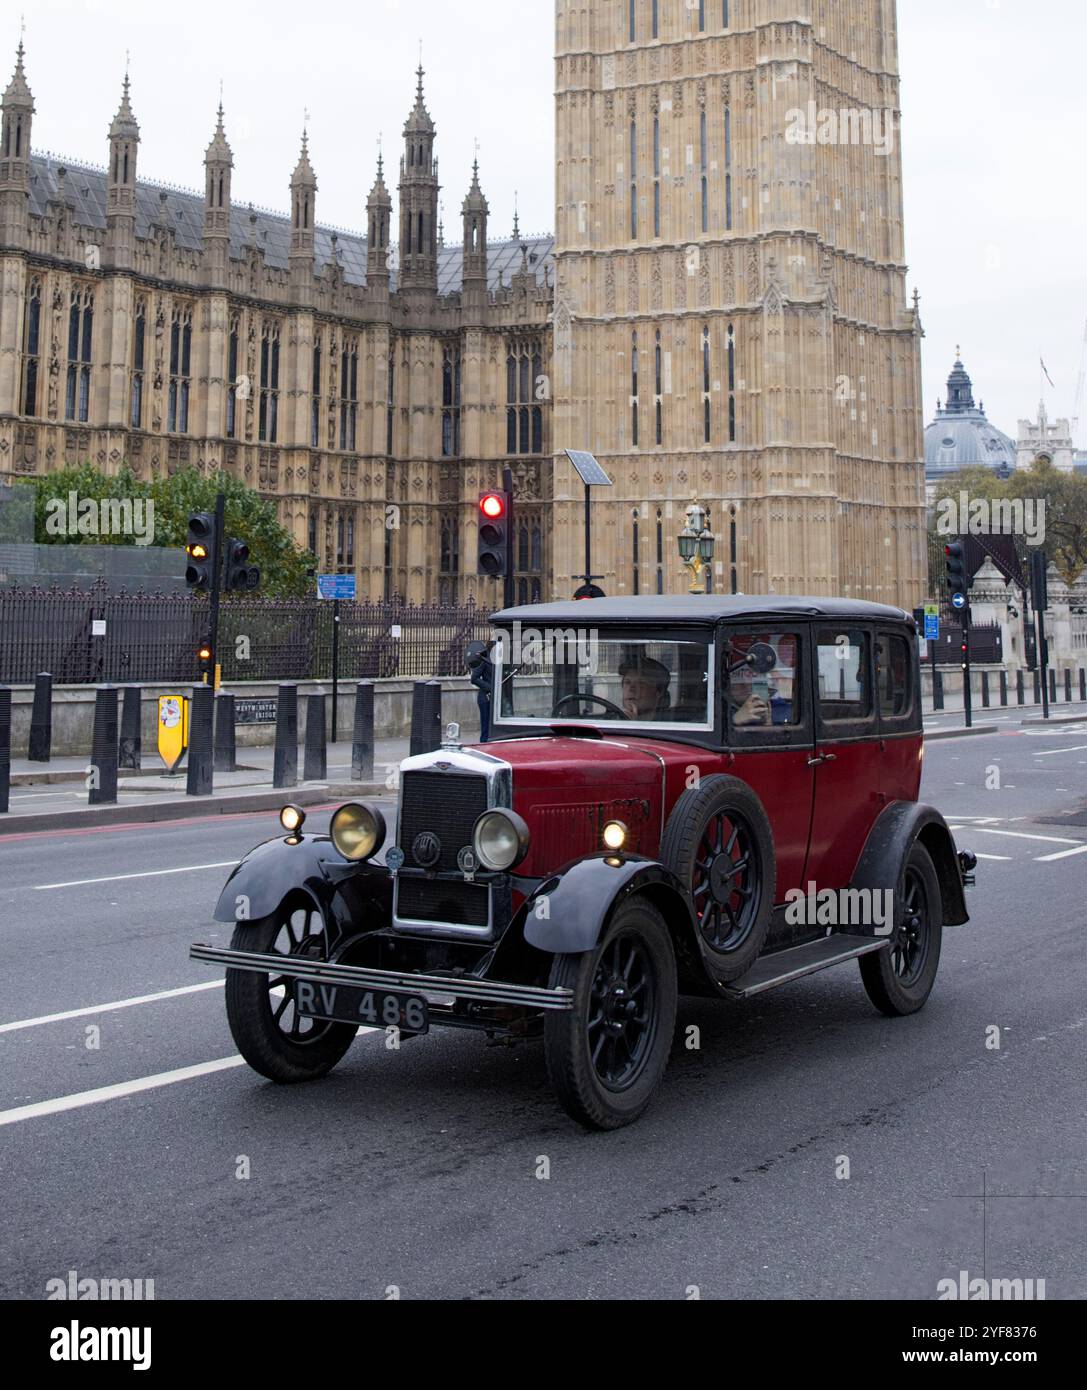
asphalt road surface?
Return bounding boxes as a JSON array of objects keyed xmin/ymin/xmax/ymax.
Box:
[{"xmin": 1, "ymin": 725, "xmax": 1085, "ymax": 1300}]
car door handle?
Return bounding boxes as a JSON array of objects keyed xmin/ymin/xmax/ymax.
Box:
[{"xmin": 807, "ymin": 753, "xmax": 838, "ymax": 767}]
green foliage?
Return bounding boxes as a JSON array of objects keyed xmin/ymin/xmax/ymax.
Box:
[
  {"xmin": 11, "ymin": 464, "xmax": 317, "ymax": 597},
  {"xmin": 929, "ymin": 461, "xmax": 1087, "ymax": 585}
]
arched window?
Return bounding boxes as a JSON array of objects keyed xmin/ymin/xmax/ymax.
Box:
[
  {"xmin": 338, "ymin": 337, "xmax": 359, "ymax": 451},
  {"xmin": 724, "ymin": 108, "xmax": 733, "ymax": 230},
  {"xmin": 258, "ymin": 319, "xmax": 280, "ymax": 443},
  {"xmin": 655, "ymin": 329, "xmax": 663, "ymax": 446},
  {"xmin": 652, "ymin": 0, "xmax": 659, "ymax": 39},
  {"xmin": 653, "ymin": 118, "xmax": 661, "ymax": 237},
  {"xmin": 630, "ymin": 121, "xmax": 638, "ymax": 238},
  {"xmin": 21, "ymin": 278, "xmax": 41, "ymax": 416},
  {"xmin": 227, "ymin": 316, "xmax": 239, "ymax": 439},
  {"xmin": 631, "ymin": 331, "xmax": 639, "ymax": 447},
  {"xmin": 703, "ymin": 326, "xmax": 711, "ymax": 443},
  {"xmin": 656, "ymin": 509, "xmax": 664, "ymax": 594},
  {"xmin": 723, "ymin": 0, "xmax": 730, "ymax": 27},
  {"xmin": 311, "ymin": 333, "xmax": 322, "ymax": 448},
  {"xmin": 727, "ymin": 323, "xmax": 737, "ymax": 443},
  {"xmin": 130, "ymin": 299, "xmax": 145, "ymax": 429},
  {"xmin": 442, "ymin": 342, "xmax": 461, "ymax": 457},
  {"xmin": 632, "ymin": 509, "xmax": 640, "ymax": 596},
  {"xmin": 64, "ymin": 289, "xmax": 93, "ymax": 424},
  {"xmin": 629, "ymin": 0, "xmax": 636, "ymax": 42}
]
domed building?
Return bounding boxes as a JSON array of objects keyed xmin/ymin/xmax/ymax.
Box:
[{"xmin": 925, "ymin": 354, "xmax": 1017, "ymax": 489}]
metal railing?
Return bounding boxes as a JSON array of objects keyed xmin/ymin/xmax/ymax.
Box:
[{"xmin": 0, "ymin": 584, "xmax": 493, "ymax": 685}]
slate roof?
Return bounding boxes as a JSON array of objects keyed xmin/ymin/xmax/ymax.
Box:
[{"xmin": 28, "ymin": 152, "xmax": 554, "ymax": 296}]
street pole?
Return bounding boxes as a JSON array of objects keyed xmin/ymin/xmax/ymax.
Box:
[
  {"xmin": 207, "ymin": 491, "xmax": 226, "ymax": 688},
  {"xmin": 503, "ymin": 465, "xmax": 515, "ymax": 611},
  {"xmin": 584, "ymin": 480, "xmax": 592, "ymax": 588},
  {"xmin": 962, "ymin": 593, "xmax": 973, "ymax": 730},
  {"xmin": 1038, "ymin": 607, "xmax": 1050, "ymax": 721},
  {"xmin": 332, "ymin": 597, "xmax": 340, "ymax": 743}
]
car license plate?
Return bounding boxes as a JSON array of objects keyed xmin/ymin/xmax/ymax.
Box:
[{"xmin": 293, "ymin": 982, "xmax": 430, "ymax": 1034}]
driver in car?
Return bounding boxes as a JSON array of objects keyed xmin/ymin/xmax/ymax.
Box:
[{"xmin": 619, "ymin": 656, "xmax": 672, "ymax": 720}]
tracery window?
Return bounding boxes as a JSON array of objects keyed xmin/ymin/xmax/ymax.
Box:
[
  {"xmin": 258, "ymin": 319, "xmax": 280, "ymax": 443},
  {"xmin": 226, "ymin": 316, "xmax": 239, "ymax": 439},
  {"xmin": 21, "ymin": 278, "xmax": 40, "ymax": 416},
  {"xmin": 338, "ymin": 336, "xmax": 358, "ymax": 452},
  {"xmin": 506, "ymin": 339, "xmax": 542, "ymax": 455},
  {"xmin": 167, "ymin": 303, "xmax": 192, "ymax": 433},
  {"xmin": 130, "ymin": 298, "xmax": 145, "ymax": 429},
  {"xmin": 311, "ymin": 333, "xmax": 322, "ymax": 449},
  {"xmin": 442, "ymin": 342, "xmax": 461, "ymax": 457},
  {"xmin": 65, "ymin": 287, "xmax": 94, "ymax": 424}
]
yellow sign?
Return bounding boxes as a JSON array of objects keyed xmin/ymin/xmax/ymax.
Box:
[{"xmin": 158, "ymin": 696, "xmax": 190, "ymax": 774}]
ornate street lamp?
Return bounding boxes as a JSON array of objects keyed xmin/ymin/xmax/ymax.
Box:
[{"xmin": 677, "ymin": 500, "xmax": 715, "ymax": 594}]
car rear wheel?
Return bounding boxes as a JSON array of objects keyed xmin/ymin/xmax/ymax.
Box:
[
  {"xmin": 859, "ymin": 842, "xmax": 943, "ymax": 1017},
  {"xmin": 660, "ymin": 774, "xmax": 776, "ymax": 983},
  {"xmin": 544, "ymin": 898, "xmax": 678, "ymax": 1131},
  {"xmin": 225, "ymin": 897, "xmax": 358, "ymax": 1083}
]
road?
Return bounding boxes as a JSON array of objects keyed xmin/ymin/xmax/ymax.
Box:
[{"xmin": 1, "ymin": 725, "xmax": 1085, "ymax": 1300}]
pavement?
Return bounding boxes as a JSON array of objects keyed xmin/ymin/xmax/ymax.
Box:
[{"xmin": 0, "ymin": 726, "xmax": 1084, "ymax": 1299}]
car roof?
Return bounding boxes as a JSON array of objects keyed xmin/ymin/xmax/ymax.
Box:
[{"xmin": 493, "ymin": 595, "xmax": 911, "ymax": 626}]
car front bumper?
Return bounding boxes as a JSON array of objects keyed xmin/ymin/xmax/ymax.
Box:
[{"xmin": 189, "ymin": 943, "xmax": 574, "ymax": 1013}]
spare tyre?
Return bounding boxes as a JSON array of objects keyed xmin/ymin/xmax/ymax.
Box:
[{"xmin": 660, "ymin": 773, "xmax": 776, "ymax": 983}]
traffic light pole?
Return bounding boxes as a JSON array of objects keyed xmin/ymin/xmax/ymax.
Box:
[
  {"xmin": 503, "ymin": 466, "xmax": 515, "ymax": 611},
  {"xmin": 1037, "ymin": 607, "xmax": 1050, "ymax": 721},
  {"xmin": 206, "ymin": 491, "xmax": 226, "ymax": 687},
  {"xmin": 962, "ymin": 592, "xmax": 973, "ymax": 730}
]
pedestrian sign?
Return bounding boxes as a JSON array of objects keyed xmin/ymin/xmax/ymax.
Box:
[
  {"xmin": 318, "ymin": 574, "xmax": 357, "ymax": 601},
  {"xmin": 923, "ymin": 604, "xmax": 940, "ymax": 642},
  {"xmin": 158, "ymin": 696, "xmax": 189, "ymax": 774}
]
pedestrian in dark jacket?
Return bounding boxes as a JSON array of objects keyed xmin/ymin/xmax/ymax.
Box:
[{"xmin": 468, "ymin": 639, "xmax": 497, "ymax": 742}]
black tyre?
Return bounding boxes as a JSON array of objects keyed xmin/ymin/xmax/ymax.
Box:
[
  {"xmin": 225, "ymin": 896, "xmax": 358, "ymax": 1083},
  {"xmin": 660, "ymin": 774, "xmax": 775, "ymax": 983},
  {"xmin": 544, "ymin": 898, "xmax": 678, "ymax": 1131},
  {"xmin": 859, "ymin": 842, "xmax": 943, "ymax": 1017}
]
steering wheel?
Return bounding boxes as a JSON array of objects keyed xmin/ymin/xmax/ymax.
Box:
[{"xmin": 551, "ymin": 692, "xmax": 630, "ymax": 720}]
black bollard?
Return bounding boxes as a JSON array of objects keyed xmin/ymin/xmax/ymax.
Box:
[
  {"xmin": 89, "ymin": 686, "xmax": 119, "ymax": 806},
  {"xmin": 119, "ymin": 686, "xmax": 142, "ymax": 770},
  {"xmin": 1016, "ymin": 670, "xmax": 1025, "ymax": 706},
  {"xmin": 999, "ymin": 671, "xmax": 1008, "ymax": 707},
  {"xmin": 1066, "ymin": 670, "xmax": 1073, "ymax": 704},
  {"xmin": 186, "ymin": 685, "xmax": 214, "ymax": 797},
  {"xmin": 1050, "ymin": 670, "xmax": 1058, "ymax": 704},
  {"xmin": 981, "ymin": 672, "xmax": 990, "ymax": 709},
  {"xmin": 410, "ymin": 681, "xmax": 442, "ymax": 758},
  {"xmin": 304, "ymin": 694, "xmax": 327, "ymax": 782},
  {"xmin": 1081, "ymin": 669, "xmax": 1086, "ymax": 703},
  {"xmin": 273, "ymin": 685, "xmax": 299, "ymax": 790},
  {"xmin": 933, "ymin": 669, "xmax": 944, "ymax": 711},
  {"xmin": 0, "ymin": 685, "xmax": 10, "ymax": 814},
  {"xmin": 214, "ymin": 693, "xmax": 237, "ymax": 773},
  {"xmin": 352, "ymin": 682, "xmax": 375, "ymax": 782},
  {"xmin": 28, "ymin": 672, "xmax": 52, "ymax": 763},
  {"xmin": 1033, "ymin": 671, "xmax": 1041, "ymax": 704}
]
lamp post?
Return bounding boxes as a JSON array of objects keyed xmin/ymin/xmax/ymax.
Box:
[{"xmin": 677, "ymin": 500, "xmax": 716, "ymax": 594}]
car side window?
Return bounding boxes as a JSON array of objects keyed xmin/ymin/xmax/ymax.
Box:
[
  {"xmin": 816, "ymin": 628, "xmax": 872, "ymax": 723},
  {"xmin": 875, "ymin": 633, "xmax": 913, "ymax": 719},
  {"xmin": 727, "ymin": 631, "xmax": 802, "ymax": 731}
]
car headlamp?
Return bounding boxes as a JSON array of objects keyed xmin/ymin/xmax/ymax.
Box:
[
  {"xmin": 280, "ymin": 804, "xmax": 306, "ymax": 834},
  {"xmin": 472, "ymin": 809, "xmax": 530, "ymax": 872},
  {"xmin": 603, "ymin": 820, "xmax": 628, "ymax": 851},
  {"xmin": 330, "ymin": 803, "xmax": 387, "ymax": 862}
]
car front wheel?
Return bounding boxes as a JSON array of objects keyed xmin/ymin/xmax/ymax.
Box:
[
  {"xmin": 859, "ymin": 842, "xmax": 943, "ymax": 1017},
  {"xmin": 225, "ymin": 896, "xmax": 359, "ymax": 1083},
  {"xmin": 544, "ymin": 898, "xmax": 678, "ymax": 1131}
]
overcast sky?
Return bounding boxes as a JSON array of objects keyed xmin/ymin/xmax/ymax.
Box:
[{"xmin": 13, "ymin": 0, "xmax": 1087, "ymax": 443}]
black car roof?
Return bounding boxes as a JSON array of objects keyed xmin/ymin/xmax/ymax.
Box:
[{"xmin": 493, "ymin": 595, "xmax": 911, "ymax": 625}]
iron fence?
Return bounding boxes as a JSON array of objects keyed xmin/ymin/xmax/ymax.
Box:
[{"xmin": 0, "ymin": 584, "xmax": 494, "ymax": 685}]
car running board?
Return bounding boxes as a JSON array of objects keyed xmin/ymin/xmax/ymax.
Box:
[{"xmin": 720, "ymin": 934, "xmax": 888, "ymax": 999}]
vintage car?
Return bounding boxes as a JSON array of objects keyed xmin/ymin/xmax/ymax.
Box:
[{"xmin": 191, "ymin": 596, "xmax": 976, "ymax": 1130}]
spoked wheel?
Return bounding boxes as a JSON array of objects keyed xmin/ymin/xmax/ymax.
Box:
[
  {"xmin": 545, "ymin": 898, "xmax": 678, "ymax": 1130},
  {"xmin": 859, "ymin": 843, "xmax": 943, "ymax": 1017},
  {"xmin": 660, "ymin": 774, "xmax": 775, "ymax": 982},
  {"xmin": 225, "ymin": 897, "xmax": 358, "ymax": 1083}
]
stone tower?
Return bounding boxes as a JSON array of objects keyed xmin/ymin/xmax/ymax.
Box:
[
  {"xmin": 105, "ymin": 72, "xmax": 139, "ymax": 270},
  {"xmin": 398, "ymin": 66, "xmax": 439, "ymax": 296},
  {"xmin": 203, "ymin": 103, "xmax": 233, "ymax": 288},
  {"xmin": 461, "ymin": 158, "xmax": 489, "ymax": 318},
  {"xmin": 0, "ymin": 41, "xmax": 33, "ymax": 249},
  {"xmin": 553, "ymin": 0, "xmax": 926, "ymax": 606}
]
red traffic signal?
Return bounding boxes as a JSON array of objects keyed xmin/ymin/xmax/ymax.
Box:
[
  {"xmin": 480, "ymin": 492, "xmax": 506, "ymax": 522},
  {"xmin": 477, "ymin": 490, "xmax": 511, "ymax": 578}
]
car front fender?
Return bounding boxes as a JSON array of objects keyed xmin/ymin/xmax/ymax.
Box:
[
  {"xmin": 850, "ymin": 802, "xmax": 969, "ymax": 927},
  {"xmin": 213, "ymin": 835, "xmax": 393, "ymax": 945},
  {"xmin": 521, "ymin": 854, "xmax": 705, "ymax": 974}
]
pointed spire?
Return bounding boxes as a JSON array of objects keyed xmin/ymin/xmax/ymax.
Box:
[
  {"xmin": 404, "ymin": 61, "xmax": 434, "ymax": 134},
  {"xmin": 512, "ymin": 190, "xmax": 520, "ymax": 242},
  {"xmin": 110, "ymin": 68, "xmax": 139, "ymax": 139},
  {"xmin": 4, "ymin": 35, "xmax": 32, "ymax": 106},
  {"xmin": 292, "ymin": 124, "xmax": 316, "ymax": 185},
  {"xmin": 205, "ymin": 99, "xmax": 232, "ymax": 163},
  {"xmin": 462, "ymin": 152, "xmax": 487, "ymax": 213}
]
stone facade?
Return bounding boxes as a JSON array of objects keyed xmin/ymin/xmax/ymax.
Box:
[
  {"xmin": 1, "ymin": 0, "xmax": 927, "ymax": 607},
  {"xmin": 0, "ymin": 49, "xmax": 553, "ymax": 605},
  {"xmin": 552, "ymin": 0, "xmax": 926, "ymax": 604}
]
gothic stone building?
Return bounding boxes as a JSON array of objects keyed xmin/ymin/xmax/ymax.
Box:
[
  {"xmin": 1, "ymin": 0, "xmax": 927, "ymax": 607},
  {"xmin": 0, "ymin": 52, "xmax": 553, "ymax": 605}
]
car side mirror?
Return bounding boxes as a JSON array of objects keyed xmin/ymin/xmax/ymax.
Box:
[{"xmin": 747, "ymin": 643, "xmax": 778, "ymax": 675}]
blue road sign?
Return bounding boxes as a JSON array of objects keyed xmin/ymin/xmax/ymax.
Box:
[
  {"xmin": 925, "ymin": 615, "xmax": 939, "ymax": 641},
  {"xmin": 951, "ymin": 592, "xmax": 967, "ymax": 611},
  {"xmin": 318, "ymin": 574, "xmax": 357, "ymax": 601}
]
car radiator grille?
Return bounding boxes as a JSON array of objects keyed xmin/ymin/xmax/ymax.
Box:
[{"xmin": 396, "ymin": 770, "xmax": 490, "ymax": 927}]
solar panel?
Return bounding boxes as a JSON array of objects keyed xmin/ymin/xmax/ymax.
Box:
[{"xmin": 565, "ymin": 449, "xmax": 612, "ymax": 487}]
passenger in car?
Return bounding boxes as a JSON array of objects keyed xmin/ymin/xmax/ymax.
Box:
[
  {"xmin": 730, "ymin": 635, "xmax": 796, "ymax": 728},
  {"xmin": 620, "ymin": 657, "xmax": 673, "ymax": 720}
]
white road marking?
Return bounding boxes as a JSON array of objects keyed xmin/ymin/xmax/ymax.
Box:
[
  {"xmin": 33, "ymin": 862, "xmax": 236, "ymax": 891},
  {"xmin": 974, "ymin": 853, "xmax": 1012, "ymax": 861},
  {"xmin": 0, "ymin": 1056, "xmax": 246, "ymax": 1128},
  {"xmin": 966, "ymin": 828, "xmax": 1084, "ymax": 846},
  {"xmin": 1033, "ymin": 745, "xmax": 1087, "ymax": 757},
  {"xmin": 1036, "ymin": 845, "xmax": 1087, "ymax": 864},
  {"xmin": 0, "ymin": 980, "xmax": 225, "ymax": 1034}
]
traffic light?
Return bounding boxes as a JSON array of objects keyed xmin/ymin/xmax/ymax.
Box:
[
  {"xmin": 944, "ymin": 541, "xmax": 966, "ymax": 601},
  {"xmin": 574, "ymin": 584, "xmax": 606, "ymax": 600},
  {"xmin": 224, "ymin": 538, "xmax": 261, "ymax": 593},
  {"xmin": 477, "ymin": 491, "xmax": 510, "ymax": 578},
  {"xmin": 196, "ymin": 639, "xmax": 214, "ymax": 677},
  {"xmin": 186, "ymin": 512, "xmax": 217, "ymax": 591},
  {"xmin": 1030, "ymin": 550, "xmax": 1049, "ymax": 613}
]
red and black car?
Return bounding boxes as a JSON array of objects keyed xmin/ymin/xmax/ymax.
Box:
[{"xmin": 191, "ymin": 596, "xmax": 976, "ymax": 1130}]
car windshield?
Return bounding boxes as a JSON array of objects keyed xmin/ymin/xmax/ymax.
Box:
[{"xmin": 493, "ymin": 631, "xmax": 713, "ymax": 729}]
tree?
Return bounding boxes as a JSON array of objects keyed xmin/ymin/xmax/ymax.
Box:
[{"xmin": 10, "ymin": 464, "xmax": 317, "ymax": 597}]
